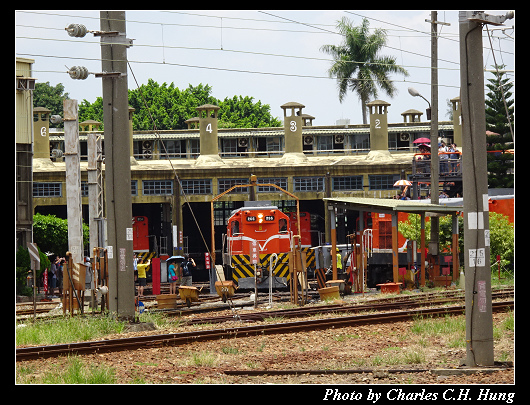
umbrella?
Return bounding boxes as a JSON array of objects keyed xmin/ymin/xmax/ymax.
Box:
[
  {"xmin": 413, "ymin": 137, "xmax": 431, "ymax": 144},
  {"xmin": 393, "ymin": 179, "xmax": 412, "ymax": 187},
  {"xmin": 166, "ymin": 255, "xmax": 184, "ymax": 262}
]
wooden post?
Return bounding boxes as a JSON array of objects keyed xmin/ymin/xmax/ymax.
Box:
[
  {"xmin": 452, "ymin": 213, "xmax": 459, "ymax": 283},
  {"xmin": 391, "ymin": 213, "xmax": 399, "ymax": 283}
]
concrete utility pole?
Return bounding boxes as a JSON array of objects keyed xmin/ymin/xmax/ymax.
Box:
[
  {"xmin": 459, "ymin": 10, "xmax": 513, "ymax": 367},
  {"xmin": 100, "ymin": 11, "xmax": 135, "ymax": 320},
  {"xmin": 64, "ymin": 99, "xmax": 83, "ymax": 265},
  {"xmin": 426, "ymin": 11, "xmax": 449, "ymax": 255}
]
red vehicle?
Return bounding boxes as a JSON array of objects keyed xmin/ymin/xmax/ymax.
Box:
[
  {"xmin": 287, "ymin": 211, "xmax": 313, "ymax": 247},
  {"xmin": 224, "ymin": 204, "xmax": 293, "ymax": 287},
  {"xmin": 132, "ymin": 216, "xmax": 149, "ymax": 252},
  {"xmin": 227, "ymin": 205, "xmax": 292, "ymax": 256}
]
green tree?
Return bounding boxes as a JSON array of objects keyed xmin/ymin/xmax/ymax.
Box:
[
  {"xmin": 218, "ymin": 95, "xmax": 281, "ymax": 128},
  {"xmin": 320, "ymin": 17, "xmax": 409, "ymax": 124},
  {"xmin": 32, "ymin": 81, "xmax": 69, "ymax": 128},
  {"xmin": 79, "ymin": 97, "xmax": 104, "ymax": 127},
  {"xmin": 77, "ymin": 81, "xmax": 280, "ymax": 130},
  {"xmin": 16, "ymin": 245, "xmax": 51, "ymax": 296},
  {"xmin": 399, "ymin": 211, "xmax": 514, "ymax": 269},
  {"xmin": 485, "ymin": 65, "xmax": 514, "ymax": 188},
  {"xmin": 32, "ymin": 213, "xmax": 89, "ymax": 256}
]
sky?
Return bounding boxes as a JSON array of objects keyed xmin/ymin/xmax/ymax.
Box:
[{"xmin": 15, "ymin": 10, "xmax": 515, "ymax": 126}]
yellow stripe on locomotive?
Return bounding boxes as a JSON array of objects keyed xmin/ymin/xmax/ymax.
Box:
[{"xmin": 230, "ymin": 253, "xmax": 290, "ymax": 282}]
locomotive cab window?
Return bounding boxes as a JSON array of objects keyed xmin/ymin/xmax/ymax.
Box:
[
  {"xmin": 279, "ymin": 218, "xmax": 288, "ymax": 232},
  {"xmin": 231, "ymin": 220, "xmax": 239, "ymax": 235}
]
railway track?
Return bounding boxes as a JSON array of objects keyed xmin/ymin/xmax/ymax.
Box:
[
  {"xmin": 182, "ymin": 289, "xmax": 513, "ymax": 326},
  {"xmin": 16, "ymin": 299, "xmax": 513, "ymax": 362}
]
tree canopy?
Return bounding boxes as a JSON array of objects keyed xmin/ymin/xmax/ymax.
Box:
[
  {"xmin": 485, "ymin": 65, "xmax": 514, "ymax": 189},
  {"xmin": 76, "ymin": 81, "xmax": 281, "ymax": 130},
  {"xmin": 33, "ymin": 80, "xmax": 281, "ymax": 130},
  {"xmin": 320, "ymin": 17, "xmax": 409, "ymax": 124},
  {"xmin": 32, "ymin": 213, "xmax": 89, "ymax": 257},
  {"xmin": 32, "ymin": 82, "xmax": 69, "ymax": 128}
]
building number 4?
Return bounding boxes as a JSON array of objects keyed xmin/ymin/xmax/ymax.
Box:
[{"xmin": 206, "ymin": 123, "xmax": 213, "ymax": 133}]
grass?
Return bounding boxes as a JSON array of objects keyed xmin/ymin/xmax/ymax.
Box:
[
  {"xmin": 15, "ymin": 310, "xmax": 183, "ymax": 348},
  {"xmin": 17, "ymin": 356, "xmax": 117, "ymax": 384},
  {"xmin": 411, "ymin": 314, "xmax": 466, "ymax": 348},
  {"xmin": 16, "ymin": 314, "xmax": 126, "ymax": 346},
  {"xmin": 187, "ymin": 351, "xmax": 218, "ymax": 367}
]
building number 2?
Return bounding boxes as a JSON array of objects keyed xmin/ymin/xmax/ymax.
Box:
[
  {"xmin": 375, "ymin": 119, "xmax": 381, "ymax": 129},
  {"xmin": 290, "ymin": 120, "xmax": 297, "ymax": 132}
]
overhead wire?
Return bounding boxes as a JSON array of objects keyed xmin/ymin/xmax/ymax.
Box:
[
  {"xmin": 343, "ymin": 10, "xmax": 514, "ymax": 58},
  {"xmin": 126, "ymin": 60, "xmax": 241, "ymax": 320},
  {"xmin": 16, "ymin": 33, "xmax": 461, "ymax": 72},
  {"xmin": 16, "ymin": 11, "xmax": 511, "ymax": 92},
  {"xmin": 16, "ymin": 10, "xmax": 472, "ymax": 68},
  {"xmin": 17, "ymin": 51, "xmax": 462, "ymax": 89}
]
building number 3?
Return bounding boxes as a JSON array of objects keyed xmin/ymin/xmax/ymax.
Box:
[{"xmin": 290, "ymin": 120, "xmax": 297, "ymax": 132}]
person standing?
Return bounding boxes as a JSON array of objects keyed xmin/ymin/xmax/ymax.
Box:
[
  {"xmin": 56, "ymin": 257, "xmax": 64, "ymax": 298},
  {"xmin": 136, "ymin": 257, "xmax": 151, "ymax": 297},
  {"xmin": 168, "ymin": 259, "xmax": 178, "ymax": 294},
  {"xmin": 179, "ymin": 256, "xmax": 196, "ymax": 287},
  {"xmin": 439, "ymin": 141, "xmax": 448, "ymax": 175},
  {"xmin": 49, "ymin": 256, "xmax": 58, "ymax": 298}
]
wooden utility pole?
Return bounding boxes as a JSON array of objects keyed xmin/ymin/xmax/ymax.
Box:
[{"xmin": 100, "ymin": 11, "xmax": 135, "ymax": 320}]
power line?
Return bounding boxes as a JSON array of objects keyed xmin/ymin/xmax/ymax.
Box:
[
  {"xmin": 16, "ymin": 10, "xmax": 473, "ymax": 67},
  {"xmin": 253, "ymin": 10, "xmax": 461, "ymax": 66},
  {"xmin": 344, "ymin": 10, "xmax": 514, "ymax": 55},
  {"xmin": 16, "ymin": 51, "xmax": 461, "ymax": 89},
  {"xmin": 16, "ymin": 34, "xmax": 461, "ymax": 72}
]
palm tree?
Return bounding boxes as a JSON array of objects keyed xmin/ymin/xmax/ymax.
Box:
[{"xmin": 321, "ymin": 17, "xmax": 409, "ymax": 124}]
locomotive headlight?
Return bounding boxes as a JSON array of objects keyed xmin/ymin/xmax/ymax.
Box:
[{"xmin": 258, "ymin": 213, "xmax": 264, "ymax": 223}]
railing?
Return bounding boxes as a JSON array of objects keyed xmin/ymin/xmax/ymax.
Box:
[{"xmin": 412, "ymin": 152, "xmax": 463, "ymax": 178}]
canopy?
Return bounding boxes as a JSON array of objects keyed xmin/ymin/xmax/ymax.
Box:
[
  {"xmin": 413, "ymin": 137, "xmax": 431, "ymax": 144},
  {"xmin": 166, "ymin": 256, "xmax": 184, "ymax": 262},
  {"xmin": 324, "ymin": 197, "xmax": 462, "ymax": 214}
]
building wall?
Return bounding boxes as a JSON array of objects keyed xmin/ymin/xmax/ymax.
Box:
[{"xmin": 16, "ymin": 57, "xmax": 35, "ymax": 249}]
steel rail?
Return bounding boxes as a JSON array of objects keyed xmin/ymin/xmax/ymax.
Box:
[
  {"xmin": 16, "ymin": 300, "xmax": 513, "ymax": 362},
  {"xmin": 182, "ymin": 289, "xmax": 513, "ymax": 325},
  {"xmin": 224, "ymin": 368, "xmax": 431, "ymax": 376}
]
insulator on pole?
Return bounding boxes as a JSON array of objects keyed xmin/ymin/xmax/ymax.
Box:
[
  {"xmin": 50, "ymin": 115, "xmax": 63, "ymax": 124},
  {"xmin": 68, "ymin": 66, "xmax": 89, "ymax": 80},
  {"xmin": 66, "ymin": 23, "xmax": 88, "ymax": 37}
]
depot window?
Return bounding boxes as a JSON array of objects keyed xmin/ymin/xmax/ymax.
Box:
[
  {"xmin": 218, "ymin": 178, "xmax": 248, "ymax": 194},
  {"xmin": 293, "ymin": 176, "xmax": 324, "ymax": 192},
  {"xmin": 368, "ymin": 174, "xmax": 400, "ymax": 190},
  {"xmin": 33, "ymin": 182, "xmax": 62, "ymax": 197},
  {"xmin": 142, "ymin": 180, "xmax": 173, "ymax": 195},
  {"xmin": 333, "ymin": 176, "xmax": 363, "ymax": 191},
  {"xmin": 181, "ymin": 179, "xmax": 212, "ymax": 195},
  {"xmin": 257, "ymin": 177, "xmax": 288, "ymax": 192}
]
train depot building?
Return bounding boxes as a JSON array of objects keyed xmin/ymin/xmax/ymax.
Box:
[{"xmin": 28, "ymin": 96, "xmax": 464, "ymax": 284}]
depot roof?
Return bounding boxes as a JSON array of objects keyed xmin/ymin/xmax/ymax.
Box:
[{"xmin": 324, "ymin": 197, "xmax": 463, "ymax": 214}]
